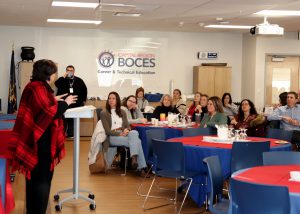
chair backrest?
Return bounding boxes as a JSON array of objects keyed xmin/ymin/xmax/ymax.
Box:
[
  {"xmin": 203, "ymin": 156, "xmax": 224, "ymax": 209},
  {"xmin": 182, "ymin": 127, "xmax": 217, "ymax": 137},
  {"xmin": 230, "ymin": 178, "xmax": 290, "ymax": 214},
  {"xmin": 266, "ymin": 128, "xmax": 293, "ymax": 142},
  {"xmin": 263, "ymin": 151, "xmax": 300, "ymax": 165},
  {"xmin": 0, "ymin": 158, "xmax": 6, "ymax": 207},
  {"xmin": 231, "ymin": 141, "xmax": 270, "ymax": 174},
  {"xmin": 96, "ymin": 108, "xmax": 102, "ymax": 121},
  {"xmin": 152, "ymin": 139, "xmax": 184, "ymax": 173},
  {"xmin": 145, "ymin": 129, "xmax": 165, "ymax": 162}
]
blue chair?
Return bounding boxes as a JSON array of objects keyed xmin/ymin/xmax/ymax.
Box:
[
  {"xmin": 0, "ymin": 158, "xmax": 6, "ymax": 209},
  {"xmin": 137, "ymin": 128, "xmax": 165, "ymax": 196},
  {"xmin": 143, "ymin": 139, "xmax": 203, "ymax": 213},
  {"xmin": 182, "ymin": 127, "xmax": 217, "ymax": 137},
  {"xmin": 203, "ymin": 156, "xmax": 229, "ymax": 214},
  {"xmin": 230, "ymin": 178, "xmax": 290, "ymax": 214},
  {"xmin": 266, "ymin": 128, "xmax": 293, "ymax": 142},
  {"xmin": 231, "ymin": 141, "xmax": 270, "ymax": 174},
  {"xmin": 263, "ymin": 151, "xmax": 300, "ymax": 165}
]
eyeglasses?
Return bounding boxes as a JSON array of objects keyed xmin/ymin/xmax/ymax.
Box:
[
  {"xmin": 66, "ymin": 69, "xmax": 74, "ymax": 72},
  {"xmin": 128, "ymin": 100, "xmax": 136, "ymax": 104}
]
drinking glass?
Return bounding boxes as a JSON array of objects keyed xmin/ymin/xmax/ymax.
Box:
[
  {"xmin": 239, "ymin": 129, "xmax": 248, "ymax": 140},
  {"xmin": 234, "ymin": 130, "xmax": 240, "ymax": 141},
  {"xmin": 228, "ymin": 128, "xmax": 235, "ymax": 140}
]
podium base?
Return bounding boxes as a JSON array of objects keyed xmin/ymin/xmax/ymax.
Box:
[{"xmin": 54, "ymin": 188, "xmax": 96, "ymax": 211}]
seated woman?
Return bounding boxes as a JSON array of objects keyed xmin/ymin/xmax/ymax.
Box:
[
  {"xmin": 200, "ymin": 96, "xmax": 227, "ymax": 128},
  {"xmin": 153, "ymin": 94, "xmax": 180, "ymax": 120},
  {"xmin": 172, "ymin": 89, "xmax": 186, "ymax": 115},
  {"xmin": 199, "ymin": 94, "xmax": 209, "ymax": 121},
  {"xmin": 222, "ymin": 92, "xmax": 238, "ymax": 119},
  {"xmin": 187, "ymin": 92, "xmax": 202, "ymax": 121},
  {"xmin": 230, "ymin": 99, "xmax": 265, "ymax": 137},
  {"xmin": 273, "ymin": 92, "xmax": 288, "ymax": 109},
  {"xmin": 100, "ymin": 91, "xmax": 147, "ymax": 176},
  {"xmin": 135, "ymin": 87, "xmax": 149, "ymax": 112},
  {"xmin": 121, "ymin": 95, "xmax": 148, "ymax": 124}
]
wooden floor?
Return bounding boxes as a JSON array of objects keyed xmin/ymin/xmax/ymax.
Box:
[{"xmin": 11, "ymin": 138, "xmax": 208, "ymax": 214}]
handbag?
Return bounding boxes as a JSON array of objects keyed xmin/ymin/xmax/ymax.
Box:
[{"xmin": 89, "ymin": 151, "xmax": 107, "ymax": 173}]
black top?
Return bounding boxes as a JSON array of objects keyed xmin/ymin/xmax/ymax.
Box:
[
  {"xmin": 55, "ymin": 76, "xmax": 87, "ymax": 108},
  {"xmin": 153, "ymin": 105, "xmax": 180, "ymax": 120},
  {"xmin": 192, "ymin": 106, "xmax": 208, "ymax": 122}
]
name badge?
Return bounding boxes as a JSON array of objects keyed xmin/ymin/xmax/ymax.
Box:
[{"xmin": 69, "ymin": 88, "xmax": 73, "ymax": 93}]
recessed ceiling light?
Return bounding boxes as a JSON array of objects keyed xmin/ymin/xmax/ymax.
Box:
[
  {"xmin": 146, "ymin": 41, "xmax": 161, "ymax": 45},
  {"xmin": 254, "ymin": 10, "xmax": 300, "ymax": 16},
  {"xmin": 52, "ymin": 1, "xmax": 99, "ymax": 8},
  {"xmin": 114, "ymin": 12, "xmax": 141, "ymax": 17},
  {"xmin": 134, "ymin": 45, "xmax": 158, "ymax": 49},
  {"xmin": 47, "ymin": 19, "xmax": 102, "ymax": 25},
  {"xmin": 101, "ymin": 3, "xmax": 135, "ymax": 8},
  {"xmin": 219, "ymin": 21, "xmax": 230, "ymax": 24},
  {"xmin": 205, "ymin": 25, "xmax": 252, "ymax": 29}
]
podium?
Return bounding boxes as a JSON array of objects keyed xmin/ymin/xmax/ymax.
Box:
[{"xmin": 54, "ymin": 105, "xmax": 96, "ymax": 211}]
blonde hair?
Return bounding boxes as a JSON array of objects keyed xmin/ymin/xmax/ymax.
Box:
[{"xmin": 160, "ymin": 94, "xmax": 173, "ymax": 106}]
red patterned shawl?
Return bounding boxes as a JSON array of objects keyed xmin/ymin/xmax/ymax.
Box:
[{"xmin": 10, "ymin": 81, "xmax": 65, "ymax": 179}]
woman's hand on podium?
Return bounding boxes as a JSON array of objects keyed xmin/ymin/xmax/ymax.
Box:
[{"xmin": 65, "ymin": 95, "xmax": 78, "ymax": 106}]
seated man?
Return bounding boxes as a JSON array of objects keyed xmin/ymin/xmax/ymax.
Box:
[{"xmin": 267, "ymin": 91, "xmax": 300, "ymax": 150}]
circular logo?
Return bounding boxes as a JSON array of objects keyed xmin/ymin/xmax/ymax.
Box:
[{"xmin": 98, "ymin": 51, "xmax": 114, "ymax": 68}]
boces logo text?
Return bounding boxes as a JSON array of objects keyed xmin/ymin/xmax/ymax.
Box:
[{"xmin": 98, "ymin": 51, "xmax": 155, "ymax": 68}]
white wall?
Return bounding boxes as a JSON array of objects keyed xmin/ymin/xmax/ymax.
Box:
[
  {"xmin": 242, "ymin": 34, "xmax": 257, "ymax": 102},
  {"xmin": 0, "ymin": 25, "xmax": 243, "ymax": 112},
  {"xmin": 254, "ymin": 32, "xmax": 300, "ymax": 108}
]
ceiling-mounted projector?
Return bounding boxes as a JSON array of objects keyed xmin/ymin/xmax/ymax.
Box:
[{"xmin": 250, "ymin": 17, "xmax": 284, "ymax": 36}]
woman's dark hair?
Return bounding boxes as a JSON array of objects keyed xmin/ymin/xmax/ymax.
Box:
[
  {"xmin": 106, "ymin": 91, "xmax": 122, "ymax": 117},
  {"xmin": 173, "ymin": 89, "xmax": 182, "ymax": 96},
  {"xmin": 123, "ymin": 95, "xmax": 137, "ymax": 119},
  {"xmin": 279, "ymin": 92, "xmax": 288, "ymax": 106},
  {"xmin": 122, "ymin": 95, "xmax": 136, "ymax": 107},
  {"xmin": 221, "ymin": 92, "xmax": 232, "ymax": 105},
  {"xmin": 237, "ymin": 99, "xmax": 257, "ymax": 121},
  {"xmin": 31, "ymin": 59, "xmax": 57, "ymax": 81},
  {"xmin": 193, "ymin": 92, "xmax": 202, "ymax": 106},
  {"xmin": 135, "ymin": 87, "xmax": 145, "ymax": 100},
  {"xmin": 208, "ymin": 96, "xmax": 224, "ymax": 113}
]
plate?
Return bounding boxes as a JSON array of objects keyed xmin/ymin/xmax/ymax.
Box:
[
  {"xmin": 274, "ymin": 140, "xmax": 289, "ymax": 144},
  {"xmin": 237, "ymin": 139, "xmax": 251, "ymax": 142},
  {"xmin": 289, "ymin": 178, "xmax": 300, "ymax": 182},
  {"xmin": 203, "ymin": 136, "xmax": 232, "ymax": 142}
]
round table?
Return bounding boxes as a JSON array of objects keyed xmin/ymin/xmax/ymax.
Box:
[
  {"xmin": 167, "ymin": 136, "xmax": 292, "ymax": 207},
  {"xmin": 232, "ymin": 165, "xmax": 300, "ymax": 214}
]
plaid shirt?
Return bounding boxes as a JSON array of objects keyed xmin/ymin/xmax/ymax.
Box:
[{"xmin": 10, "ymin": 81, "xmax": 65, "ymax": 179}]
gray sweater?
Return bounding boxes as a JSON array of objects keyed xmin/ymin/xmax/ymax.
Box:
[{"xmin": 121, "ymin": 106, "xmax": 145, "ymax": 124}]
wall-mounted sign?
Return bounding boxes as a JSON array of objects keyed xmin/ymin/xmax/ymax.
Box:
[
  {"xmin": 197, "ymin": 51, "xmax": 218, "ymax": 60},
  {"xmin": 97, "ymin": 50, "xmax": 157, "ymax": 87}
]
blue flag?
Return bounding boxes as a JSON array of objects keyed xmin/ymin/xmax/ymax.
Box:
[{"xmin": 7, "ymin": 50, "xmax": 17, "ymax": 114}]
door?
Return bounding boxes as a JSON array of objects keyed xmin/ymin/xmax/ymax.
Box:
[{"xmin": 266, "ymin": 56, "xmax": 299, "ymax": 105}]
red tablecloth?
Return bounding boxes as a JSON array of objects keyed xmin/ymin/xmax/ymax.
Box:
[
  {"xmin": 233, "ymin": 165, "xmax": 300, "ymax": 193},
  {"xmin": 0, "ymin": 130, "xmax": 12, "ymax": 157},
  {"xmin": 168, "ymin": 136, "xmax": 287, "ymax": 149},
  {"xmin": 131, "ymin": 123, "xmax": 198, "ymax": 130},
  {"xmin": 0, "ymin": 129, "xmax": 15, "ymax": 214}
]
